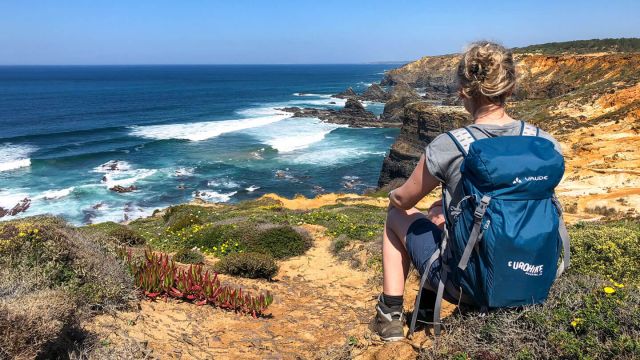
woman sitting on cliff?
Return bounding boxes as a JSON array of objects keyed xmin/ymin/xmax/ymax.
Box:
[{"xmin": 374, "ymin": 41, "xmax": 562, "ymax": 341}]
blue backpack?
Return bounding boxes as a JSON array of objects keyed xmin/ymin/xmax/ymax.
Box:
[{"xmin": 409, "ymin": 121, "xmax": 570, "ymax": 337}]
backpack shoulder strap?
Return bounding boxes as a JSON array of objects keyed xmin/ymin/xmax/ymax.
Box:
[
  {"xmin": 552, "ymin": 196, "xmax": 571, "ymax": 278},
  {"xmin": 447, "ymin": 127, "xmax": 477, "ymax": 156},
  {"xmin": 520, "ymin": 120, "xmax": 540, "ymax": 137}
]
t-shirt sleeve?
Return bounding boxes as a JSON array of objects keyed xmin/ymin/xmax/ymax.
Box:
[
  {"xmin": 424, "ymin": 133, "xmax": 460, "ymax": 184},
  {"xmin": 537, "ymin": 129, "xmax": 563, "ymax": 154}
]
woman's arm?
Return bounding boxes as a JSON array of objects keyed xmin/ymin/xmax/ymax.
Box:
[{"xmin": 388, "ymin": 153, "xmax": 440, "ymax": 210}]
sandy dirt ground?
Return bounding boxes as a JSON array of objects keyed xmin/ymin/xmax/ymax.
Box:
[{"xmin": 88, "ymin": 222, "xmax": 453, "ymax": 359}]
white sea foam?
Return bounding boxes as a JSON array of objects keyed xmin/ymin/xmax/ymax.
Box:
[
  {"xmin": 0, "ymin": 144, "xmax": 35, "ymax": 172},
  {"xmin": 174, "ymin": 167, "xmax": 195, "ymax": 177},
  {"xmin": 246, "ymin": 117, "xmax": 345, "ymax": 153},
  {"xmin": 245, "ymin": 185, "xmax": 260, "ymax": 192},
  {"xmin": 288, "ymin": 97, "xmax": 346, "ymax": 107},
  {"xmin": 89, "ymin": 204, "xmax": 153, "ymax": 224},
  {"xmin": 92, "ymin": 160, "xmax": 132, "ymax": 173},
  {"xmin": 129, "ymin": 112, "xmax": 292, "ymax": 141},
  {"xmin": 291, "ymin": 148, "xmax": 386, "ymax": 165},
  {"xmin": 193, "ymin": 190, "xmax": 237, "ymax": 203},
  {"xmin": 36, "ymin": 187, "xmax": 76, "ymax": 201},
  {"xmin": 103, "ymin": 169, "xmax": 157, "ymax": 188},
  {"xmin": 0, "ymin": 190, "xmax": 30, "ymax": 210},
  {"xmin": 207, "ymin": 178, "xmax": 240, "ymax": 189},
  {"xmin": 292, "ymin": 93, "xmax": 332, "ymax": 98}
]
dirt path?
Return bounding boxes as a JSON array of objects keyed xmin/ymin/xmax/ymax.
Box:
[{"xmin": 88, "ymin": 224, "xmax": 452, "ymax": 359}]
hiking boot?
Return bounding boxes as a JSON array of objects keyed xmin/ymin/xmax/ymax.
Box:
[{"xmin": 374, "ymin": 295, "xmax": 405, "ymax": 341}]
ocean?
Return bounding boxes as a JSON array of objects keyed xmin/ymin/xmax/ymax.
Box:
[{"xmin": 0, "ymin": 65, "xmax": 398, "ymax": 225}]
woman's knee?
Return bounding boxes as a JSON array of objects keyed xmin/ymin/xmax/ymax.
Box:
[{"xmin": 386, "ymin": 207, "xmax": 426, "ymax": 237}]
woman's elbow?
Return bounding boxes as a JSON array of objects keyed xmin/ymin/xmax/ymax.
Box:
[{"xmin": 390, "ymin": 191, "xmax": 416, "ymax": 210}]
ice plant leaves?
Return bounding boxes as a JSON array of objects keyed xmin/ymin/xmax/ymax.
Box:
[{"xmin": 124, "ymin": 249, "xmax": 273, "ymax": 317}]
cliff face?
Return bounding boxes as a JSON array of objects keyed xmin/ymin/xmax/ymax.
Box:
[
  {"xmin": 377, "ymin": 47, "xmax": 640, "ymax": 217},
  {"xmin": 510, "ymin": 53, "xmax": 640, "ymax": 132},
  {"xmin": 377, "ymin": 102, "xmax": 468, "ymax": 187},
  {"xmin": 381, "ymin": 55, "xmax": 460, "ymax": 93}
]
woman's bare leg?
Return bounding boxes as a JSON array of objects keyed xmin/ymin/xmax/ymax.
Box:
[
  {"xmin": 382, "ymin": 207, "xmax": 426, "ymax": 296},
  {"xmin": 382, "ymin": 202, "xmax": 445, "ymax": 296}
]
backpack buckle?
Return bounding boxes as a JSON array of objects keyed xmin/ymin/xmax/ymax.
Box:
[{"xmin": 473, "ymin": 195, "xmax": 491, "ymax": 220}]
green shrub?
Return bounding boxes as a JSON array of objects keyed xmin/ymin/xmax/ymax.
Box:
[
  {"xmin": 108, "ymin": 225, "xmax": 146, "ymax": 246},
  {"xmin": 569, "ymin": 220, "xmax": 640, "ymax": 284},
  {"xmin": 213, "ymin": 252, "xmax": 278, "ymax": 279},
  {"xmin": 182, "ymin": 223, "xmax": 250, "ymax": 256},
  {"xmin": 160, "ymin": 204, "xmax": 211, "ymax": 233},
  {"xmin": 296, "ymin": 206, "xmax": 385, "ymax": 242},
  {"xmin": 172, "ymin": 248, "xmax": 204, "ymax": 264},
  {"xmin": 246, "ymin": 225, "xmax": 312, "ymax": 259},
  {"xmin": 166, "ymin": 212, "xmax": 203, "ymax": 232},
  {"xmin": 0, "ymin": 216, "xmax": 135, "ymax": 358}
]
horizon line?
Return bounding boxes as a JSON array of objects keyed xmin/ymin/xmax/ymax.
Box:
[{"xmin": 0, "ymin": 61, "xmax": 412, "ymax": 67}]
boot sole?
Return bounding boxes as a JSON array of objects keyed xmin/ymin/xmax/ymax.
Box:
[{"xmin": 380, "ymin": 335, "xmax": 405, "ymax": 342}]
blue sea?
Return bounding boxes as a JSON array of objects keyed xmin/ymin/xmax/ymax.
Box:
[{"xmin": 0, "ymin": 65, "xmax": 398, "ymax": 224}]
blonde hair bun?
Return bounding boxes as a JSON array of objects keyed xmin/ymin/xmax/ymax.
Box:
[{"xmin": 457, "ymin": 41, "xmax": 516, "ymax": 104}]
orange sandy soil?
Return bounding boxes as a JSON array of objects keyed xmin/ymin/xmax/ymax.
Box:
[{"xmin": 554, "ymin": 115, "xmax": 640, "ymax": 221}]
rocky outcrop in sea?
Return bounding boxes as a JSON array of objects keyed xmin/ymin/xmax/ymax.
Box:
[
  {"xmin": 279, "ymin": 98, "xmax": 400, "ymax": 128},
  {"xmin": 360, "ymin": 84, "xmax": 390, "ymax": 102},
  {"xmin": 333, "ymin": 84, "xmax": 390, "ymax": 102},
  {"xmin": 333, "ymin": 87, "xmax": 358, "ymax": 99}
]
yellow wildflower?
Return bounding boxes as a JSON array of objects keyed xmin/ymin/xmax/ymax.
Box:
[
  {"xmin": 570, "ymin": 317, "xmax": 583, "ymax": 328},
  {"xmin": 603, "ymin": 286, "xmax": 616, "ymax": 294},
  {"xmin": 610, "ymin": 279, "xmax": 625, "ymax": 288}
]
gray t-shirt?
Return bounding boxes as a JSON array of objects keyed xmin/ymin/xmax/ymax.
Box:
[{"xmin": 424, "ymin": 120, "xmax": 561, "ymax": 223}]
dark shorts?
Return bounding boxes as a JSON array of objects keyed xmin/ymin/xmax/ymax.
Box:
[{"xmin": 405, "ymin": 217, "xmax": 443, "ymax": 291}]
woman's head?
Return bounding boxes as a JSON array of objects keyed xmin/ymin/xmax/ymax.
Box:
[{"xmin": 457, "ymin": 41, "xmax": 516, "ymax": 113}]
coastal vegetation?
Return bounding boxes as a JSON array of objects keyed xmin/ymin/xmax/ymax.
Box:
[
  {"xmin": 1, "ymin": 197, "xmax": 638, "ymax": 359},
  {"xmin": 122, "ymin": 249, "xmax": 273, "ymax": 317},
  {"xmin": 213, "ymin": 252, "xmax": 279, "ymax": 279},
  {"xmin": 0, "ymin": 216, "xmax": 134, "ymax": 358},
  {"xmin": 512, "ymin": 37, "xmax": 640, "ymax": 54}
]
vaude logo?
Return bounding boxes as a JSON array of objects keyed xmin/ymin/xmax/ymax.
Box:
[
  {"xmin": 508, "ymin": 261, "xmax": 544, "ymax": 276},
  {"xmin": 512, "ymin": 176, "xmax": 548, "ymax": 185}
]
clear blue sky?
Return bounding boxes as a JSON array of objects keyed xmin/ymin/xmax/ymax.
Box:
[{"xmin": 0, "ymin": 0, "xmax": 638, "ymax": 65}]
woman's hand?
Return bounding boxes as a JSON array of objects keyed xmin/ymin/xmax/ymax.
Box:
[{"xmin": 427, "ymin": 199, "xmax": 446, "ymax": 230}]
